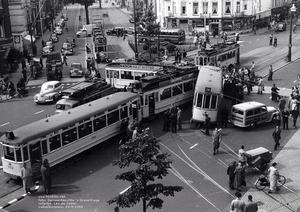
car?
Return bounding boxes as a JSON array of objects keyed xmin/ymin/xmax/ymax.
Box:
[
  {"xmin": 66, "ymin": 37, "xmax": 76, "ymax": 47},
  {"xmin": 61, "ymin": 42, "xmax": 73, "ymax": 55},
  {"xmin": 127, "ymin": 27, "xmax": 135, "ymax": 34},
  {"xmin": 129, "ymin": 14, "xmax": 134, "ymax": 23},
  {"xmin": 49, "ymin": 33, "xmax": 59, "ymax": 43},
  {"xmin": 61, "ymin": 13, "xmax": 68, "ymax": 21},
  {"xmin": 45, "ymin": 41, "xmax": 54, "ymax": 51},
  {"xmin": 54, "ymin": 26, "xmax": 63, "ymax": 35},
  {"xmin": 57, "ymin": 19, "xmax": 65, "ymax": 28},
  {"xmin": 70, "ymin": 63, "xmax": 84, "ymax": 77},
  {"xmin": 34, "ymin": 81, "xmax": 63, "ymax": 104},
  {"xmin": 42, "ymin": 46, "xmax": 52, "ymax": 57},
  {"xmin": 106, "ymin": 27, "xmax": 127, "ymax": 36},
  {"xmin": 275, "ymin": 22, "xmax": 287, "ymax": 32}
]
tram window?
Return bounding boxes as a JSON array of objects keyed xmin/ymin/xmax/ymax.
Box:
[
  {"xmin": 23, "ymin": 145, "xmax": 29, "ymax": 161},
  {"xmin": 196, "ymin": 93, "xmax": 203, "ymax": 107},
  {"xmin": 16, "ymin": 147, "xmax": 22, "ymax": 162},
  {"xmin": 160, "ymin": 87, "xmax": 171, "ymax": 100},
  {"xmin": 184, "ymin": 81, "xmax": 194, "ymax": 92},
  {"xmin": 121, "ymin": 106, "xmax": 128, "ymax": 119},
  {"xmin": 204, "ymin": 95, "xmax": 211, "ymax": 109},
  {"xmin": 62, "ymin": 128, "xmax": 78, "ymax": 146},
  {"xmin": 123, "ymin": 71, "xmax": 133, "ymax": 80},
  {"xmin": 134, "ymin": 72, "xmax": 144, "ymax": 81},
  {"xmin": 4, "ymin": 146, "xmax": 14, "ymax": 161},
  {"xmin": 78, "ymin": 121, "xmax": 93, "ymax": 139},
  {"xmin": 113, "ymin": 71, "xmax": 120, "ymax": 79},
  {"xmin": 41, "ymin": 140, "xmax": 48, "ymax": 155},
  {"xmin": 211, "ymin": 96, "xmax": 217, "ymax": 109},
  {"xmin": 172, "ymin": 84, "xmax": 183, "ymax": 96},
  {"xmin": 107, "ymin": 110, "xmax": 120, "ymax": 125},
  {"xmin": 49, "ymin": 135, "xmax": 61, "ymax": 152},
  {"xmin": 93, "ymin": 116, "xmax": 107, "ymax": 131}
]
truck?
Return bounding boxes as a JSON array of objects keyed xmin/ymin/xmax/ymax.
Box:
[
  {"xmin": 76, "ymin": 24, "xmax": 97, "ymax": 37},
  {"xmin": 46, "ymin": 51, "xmax": 63, "ymax": 81}
]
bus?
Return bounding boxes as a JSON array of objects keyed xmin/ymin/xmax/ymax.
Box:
[
  {"xmin": 194, "ymin": 41, "xmax": 240, "ymax": 68},
  {"xmin": 191, "ymin": 66, "xmax": 223, "ymax": 125},
  {"xmin": 55, "ymin": 79, "xmax": 115, "ymax": 113},
  {"xmin": 138, "ymin": 28, "xmax": 186, "ymax": 44},
  {"xmin": 105, "ymin": 62, "xmax": 163, "ymax": 89},
  {"xmin": 0, "ymin": 92, "xmax": 141, "ymax": 179},
  {"xmin": 128, "ymin": 64, "xmax": 198, "ymax": 119}
]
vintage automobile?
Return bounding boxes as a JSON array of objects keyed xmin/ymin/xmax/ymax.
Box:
[
  {"xmin": 34, "ymin": 81, "xmax": 63, "ymax": 104},
  {"xmin": 42, "ymin": 46, "xmax": 52, "ymax": 57},
  {"xmin": 54, "ymin": 26, "xmax": 63, "ymax": 35},
  {"xmin": 45, "ymin": 41, "xmax": 54, "ymax": 51},
  {"xmin": 127, "ymin": 27, "xmax": 135, "ymax": 34},
  {"xmin": 57, "ymin": 19, "xmax": 65, "ymax": 28},
  {"xmin": 61, "ymin": 13, "xmax": 68, "ymax": 21},
  {"xmin": 275, "ymin": 22, "xmax": 287, "ymax": 32},
  {"xmin": 66, "ymin": 37, "xmax": 76, "ymax": 47},
  {"xmin": 49, "ymin": 33, "xmax": 59, "ymax": 43},
  {"xmin": 61, "ymin": 42, "xmax": 73, "ymax": 55},
  {"xmin": 70, "ymin": 63, "xmax": 84, "ymax": 77},
  {"xmin": 245, "ymin": 147, "xmax": 273, "ymax": 171},
  {"xmin": 106, "ymin": 27, "xmax": 127, "ymax": 36},
  {"xmin": 31, "ymin": 57, "xmax": 42, "ymax": 79}
]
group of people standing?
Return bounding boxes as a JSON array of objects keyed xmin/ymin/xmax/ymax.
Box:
[
  {"xmin": 163, "ymin": 104, "xmax": 182, "ymax": 133},
  {"xmin": 269, "ymin": 34, "xmax": 278, "ymax": 47},
  {"xmin": 120, "ymin": 117, "xmax": 142, "ymax": 144}
]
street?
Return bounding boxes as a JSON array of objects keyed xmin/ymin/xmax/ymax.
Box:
[{"xmin": 1, "ymin": 1, "xmax": 300, "ymax": 212}]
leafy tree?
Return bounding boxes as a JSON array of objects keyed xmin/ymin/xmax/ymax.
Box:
[
  {"xmin": 72, "ymin": 0, "xmax": 95, "ymax": 24},
  {"xmin": 7, "ymin": 47, "xmax": 23, "ymax": 63},
  {"xmin": 108, "ymin": 129, "xmax": 183, "ymax": 212}
]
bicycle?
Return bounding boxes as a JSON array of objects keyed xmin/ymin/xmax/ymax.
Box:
[{"xmin": 255, "ymin": 173, "xmax": 286, "ymax": 190}]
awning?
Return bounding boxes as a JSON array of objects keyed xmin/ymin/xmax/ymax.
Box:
[{"xmin": 23, "ymin": 35, "xmax": 36, "ymax": 45}]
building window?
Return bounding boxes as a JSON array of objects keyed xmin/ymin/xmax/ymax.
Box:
[
  {"xmin": 193, "ymin": 2, "xmax": 199, "ymax": 15},
  {"xmin": 212, "ymin": 2, "xmax": 218, "ymax": 15},
  {"xmin": 181, "ymin": 2, "xmax": 186, "ymax": 15},
  {"xmin": 244, "ymin": 4, "xmax": 247, "ymax": 10},
  {"xmin": 236, "ymin": 2, "xmax": 240, "ymax": 13},
  {"xmin": 203, "ymin": 2, "xmax": 208, "ymax": 14},
  {"xmin": 168, "ymin": 6, "xmax": 170, "ymax": 11},
  {"xmin": 225, "ymin": 2, "xmax": 231, "ymax": 14}
]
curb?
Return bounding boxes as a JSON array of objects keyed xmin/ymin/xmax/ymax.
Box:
[{"xmin": 0, "ymin": 184, "xmax": 40, "ymax": 210}]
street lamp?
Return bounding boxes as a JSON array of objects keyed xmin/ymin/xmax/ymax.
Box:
[{"xmin": 287, "ymin": 4, "xmax": 297, "ymax": 62}]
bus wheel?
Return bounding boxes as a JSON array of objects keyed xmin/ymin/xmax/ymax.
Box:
[{"xmin": 250, "ymin": 122, "xmax": 257, "ymax": 129}]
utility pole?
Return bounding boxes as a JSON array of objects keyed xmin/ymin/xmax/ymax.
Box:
[{"xmin": 133, "ymin": 0, "xmax": 138, "ymax": 59}]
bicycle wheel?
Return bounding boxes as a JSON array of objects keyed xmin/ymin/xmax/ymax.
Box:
[
  {"xmin": 278, "ymin": 175, "xmax": 286, "ymax": 187},
  {"xmin": 255, "ymin": 178, "xmax": 267, "ymax": 190}
]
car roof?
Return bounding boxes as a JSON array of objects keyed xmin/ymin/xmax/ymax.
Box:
[
  {"xmin": 43, "ymin": 81, "xmax": 60, "ymax": 86},
  {"xmin": 232, "ymin": 101, "xmax": 266, "ymax": 110},
  {"xmin": 71, "ymin": 62, "xmax": 81, "ymax": 65}
]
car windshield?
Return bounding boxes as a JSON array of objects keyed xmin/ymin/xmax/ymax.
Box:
[
  {"xmin": 46, "ymin": 42, "xmax": 52, "ymax": 46},
  {"xmin": 41, "ymin": 84, "xmax": 54, "ymax": 91},
  {"xmin": 71, "ymin": 64, "xmax": 81, "ymax": 69},
  {"xmin": 63, "ymin": 43, "xmax": 71, "ymax": 49}
]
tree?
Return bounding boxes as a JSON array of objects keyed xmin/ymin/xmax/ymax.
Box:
[
  {"xmin": 108, "ymin": 129, "xmax": 183, "ymax": 212},
  {"xmin": 72, "ymin": 0, "xmax": 95, "ymax": 24}
]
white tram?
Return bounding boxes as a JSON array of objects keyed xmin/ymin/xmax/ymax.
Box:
[
  {"xmin": 0, "ymin": 92, "xmax": 141, "ymax": 179},
  {"xmin": 191, "ymin": 66, "xmax": 223, "ymax": 124}
]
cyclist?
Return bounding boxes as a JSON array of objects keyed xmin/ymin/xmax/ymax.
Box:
[{"xmin": 268, "ymin": 162, "xmax": 280, "ymax": 193}]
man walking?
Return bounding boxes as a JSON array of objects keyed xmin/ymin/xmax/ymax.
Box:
[
  {"xmin": 62, "ymin": 54, "xmax": 68, "ymax": 66},
  {"xmin": 212, "ymin": 128, "xmax": 222, "ymax": 155},
  {"xmin": 177, "ymin": 107, "xmax": 182, "ymax": 130},
  {"xmin": 272, "ymin": 126, "xmax": 281, "ymax": 151},
  {"xmin": 227, "ymin": 161, "xmax": 236, "ymax": 189},
  {"xmin": 273, "ymin": 36, "xmax": 277, "ymax": 47},
  {"xmin": 268, "ymin": 65, "xmax": 273, "ymax": 81},
  {"xmin": 282, "ymin": 108, "xmax": 290, "ymax": 130},
  {"xmin": 238, "ymin": 145, "xmax": 246, "ymax": 165},
  {"xmin": 244, "ymin": 195, "xmax": 258, "ymax": 212},
  {"xmin": 20, "ymin": 163, "xmax": 33, "ymax": 195},
  {"xmin": 269, "ymin": 34, "xmax": 273, "ymax": 45}
]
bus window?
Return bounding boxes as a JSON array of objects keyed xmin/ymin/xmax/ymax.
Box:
[
  {"xmin": 121, "ymin": 106, "xmax": 128, "ymax": 119},
  {"xmin": 204, "ymin": 95, "xmax": 211, "ymax": 109},
  {"xmin": 4, "ymin": 146, "xmax": 14, "ymax": 161},
  {"xmin": 184, "ymin": 81, "xmax": 194, "ymax": 92},
  {"xmin": 16, "ymin": 147, "xmax": 22, "ymax": 162},
  {"xmin": 62, "ymin": 127, "xmax": 78, "ymax": 146},
  {"xmin": 160, "ymin": 87, "xmax": 171, "ymax": 100},
  {"xmin": 107, "ymin": 110, "xmax": 120, "ymax": 125},
  {"xmin": 41, "ymin": 140, "xmax": 48, "ymax": 155},
  {"xmin": 23, "ymin": 145, "xmax": 29, "ymax": 161},
  {"xmin": 172, "ymin": 84, "xmax": 183, "ymax": 96},
  {"xmin": 196, "ymin": 93, "xmax": 203, "ymax": 107},
  {"xmin": 211, "ymin": 95, "xmax": 217, "ymax": 109},
  {"xmin": 93, "ymin": 116, "xmax": 107, "ymax": 131},
  {"xmin": 49, "ymin": 134, "xmax": 61, "ymax": 152},
  {"xmin": 78, "ymin": 121, "xmax": 93, "ymax": 139}
]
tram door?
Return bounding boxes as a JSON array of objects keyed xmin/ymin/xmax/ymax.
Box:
[
  {"xmin": 29, "ymin": 142, "xmax": 42, "ymax": 176},
  {"xmin": 132, "ymin": 100, "xmax": 142, "ymax": 121},
  {"xmin": 148, "ymin": 93, "xmax": 155, "ymax": 117}
]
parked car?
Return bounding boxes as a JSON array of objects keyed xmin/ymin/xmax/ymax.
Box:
[
  {"xmin": 70, "ymin": 63, "xmax": 84, "ymax": 77},
  {"xmin": 49, "ymin": 33, "xmax": 59, "ymax": 43},
  {"xmin": 34, "ymin": 81, "xmax": 63, "ymax": 104},
  {"xmin": 45, "ymin": 41, "xmax": 54, "ymax": 51},
  {"xmin": 61, "ymin": 42, "xmax": 73, "ymax": 55},
  {"xmin": 61, "ymin": 13, "xmax": 68, "ymax": 21},
  {"xmin": 54, "ymin": 26, "xmax": 63, "ymax": 35},
  {"xmin": 106, "ymin": 27, "xmax": 127, "ymax": 36},
  {"xmin": 57, "ymin": 19, "xmax": 65, "ymax": 28},
  {"xmin": 129, "ymin": 14, "xmax": 134, "ymax": 23},
  {"xmin": 42, "ymin": 46, "xmax": 52, "ymax": 57},
  {"xmin": 275, "ymin": 22, "xmax": 287, "ymax": 32},
  {"xmin": 66, "ymin": 37, "xmax": 76, "ymax": 47}
]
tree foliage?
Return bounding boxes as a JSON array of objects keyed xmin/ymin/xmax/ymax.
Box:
[
  {"xmin": 108, "ymin": 129, "xmax": 183, "ymax": 212},
  {"xmin": 70, "ymin": 0, "xmax": 96, "ymax": 24}
]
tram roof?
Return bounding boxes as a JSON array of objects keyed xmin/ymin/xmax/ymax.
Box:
[
  {"xmin": 0, "ymin": 92, "xmax": 139, "ymax": 145},
  {"xmin": 195, "ymin": 66, "xmax": 223, "ymax": 93}
]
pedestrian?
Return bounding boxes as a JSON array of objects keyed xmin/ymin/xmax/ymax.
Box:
[
  {"xmin": 40, "ymin": 159, "xmax": 52, "ymax": 194},
  {"xmin": 220, "ymin": 106, "xmax": 229, "ymax": 128},
  {"xmin": 177, "ymin": 50, "xmax": 181, "ymax": 63},
  {"xmin": 250, "ymin": 61, "xmax": 255, "ymax": 76},
  {"xmin": 269, "ymin": 34, "xmax": 273, "ymax": 45},
  {"xmin": 20, "ymin": 163, "xmax": 34, "ymax": 195},
  {"xmin": 212, "ymin": 128, "xmax": 222, "ymax": 155},
  {"xmin": 234, "ymin": 162, "xmax": 246, "ymax": 192},
  {"xmin": 230, "ymin": 191, "xmax": 245, "ymax": 212},
  {"xmin": 193, "ymin": 36, "xmax": 198, "ymax": 48},
  {"xmin": 273, "ymin": 36, "xmax": 277, "ymax": 47},
  {"xmin": 170, "ymin": 113, "xmax": 177, "ymax": 133},
  {"xmin": 257, "ymin": 77, "xmax": 264, "ymax": 94},
  {"xmin": 268, "ymin": 162, "xmax": 280, "ymax": 193},
  {"xmin": 79, "ymin": 15, "xmax": 81, "ymax": 21},
  {"xmin": 40, "ymin": 57, "xmax": 43, "ymax": 68},
  {"xmin": 276, "ymin": 110, "xmax": 282, "ymax": 127},
  {"xmin": 244, "ymin": 195, "xmax": 258, "ymax": 212},
  {"xmin": 291, "ymin": 104, "xmax": 298, "ymax": 128},
  {"xmin": 271, "ymin": 84, "xmax": 280, "ymax": 101},
  {"xmin": 278, "ymin": 96, "xmax": 286, "ymax": 111},
  {"xmin": 272, "ymin": 126, "xmax": 281, "ymax": 151},
  {"xmin": 163, "ymin": 109, "xmax": 170, "ymax": 131},
  {"xmin": 22, "ymin": 67, "xmax": 27, "ymax": 82},
  {"xmin": 123, "ymin": 33, "xmax": 126, "ymax": 40},
  {"xmin": 120, "ymin": 118, "xmax": 129, "ymax": 144},
  {"xmin": 282, "ymin": 108, "xmax": 290, "ymax": 130},
  {"xmin": 126, "ymin": 121, "xmax": 134, "ymax": 139},
  {"xmin": 62, "ymin": 54, "xmax": 68, "ymax": 66},
  {"xmin": 268, "ymin": 65, "xmax": 273, "ymax": 81},
  {"xmin": 42, "ymin": 40, "xmax": 45, "ymax": 47},
  {"xmin": 65, "ymin": 23, "xmax": 68, "ymax": 32},
  {"xmin": 238, "ymin": 145, "xmax": 246, "ymax": 165},
  {"xmin": 293, "ymin": 24, "xmax": 297, "ymax": 33},
  {"xmin": 170, "ymin": 103, "xmax": 177, "ymax": 115},
  {"xmin": 132, "ymin": 127, "xmax": 139, "ymax": 139},
  {"xmin": 227, "ymin": 161, "xmax": 237, "ymax": 190},
  {"xmin": 21, "ymin": 58, "xmax": 26, "ymax": 69},
  {"xmin": 201, "ymin": 112, "xmax": 210, "ymax": 136},
  {"xmin": 177, "ymin": 107, "xmax": 182, "ymax": 130},
  {"xmin": 182, "ymin": 49, "xmax": 187, "ymax": 58}
]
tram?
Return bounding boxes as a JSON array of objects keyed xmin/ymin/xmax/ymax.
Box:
[
  {"xmin": 128, "ymin": 64, "xmax": 198, "ymax": 119},
  {"xmin": 0, "ymin": 92, "xmax": 141, "ymax": 179},
  {"xmin": 191, "ymin": 66, "xmax": 223, "ymax": 125}
]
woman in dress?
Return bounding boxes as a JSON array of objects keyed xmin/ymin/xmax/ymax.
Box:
[{"xmin": 268, "ymin": 162, "xmax": 279, "ymax": 193}]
